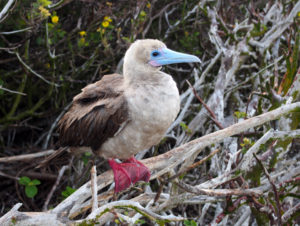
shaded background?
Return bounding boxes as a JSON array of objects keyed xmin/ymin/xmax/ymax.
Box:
[{"xmin": 0, "ymin": 0, "xmax": 299, "ymax": 225}]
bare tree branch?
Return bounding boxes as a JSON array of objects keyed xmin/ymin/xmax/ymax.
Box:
[{"xmin": 0, "ymin": 0, "xmax": 15, "ymax": 22}]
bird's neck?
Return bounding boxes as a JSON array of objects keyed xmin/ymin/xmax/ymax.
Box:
[{"xmin": 123, "ymin": 65, "xmax": 165, "ymax": 86}]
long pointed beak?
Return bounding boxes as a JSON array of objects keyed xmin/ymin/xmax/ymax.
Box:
[{"xmin": 149, "ymin": 48, "xmax": 201, "ymax": 67}]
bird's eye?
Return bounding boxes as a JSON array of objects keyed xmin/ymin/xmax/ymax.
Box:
[{"xmin": 152, "ymin": 51, "xmax": 160, "ymax": 57}]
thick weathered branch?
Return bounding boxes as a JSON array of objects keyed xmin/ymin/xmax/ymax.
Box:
[{"xmin": 53, "ymin": 102, "xmax": 300, "ymax": 218}]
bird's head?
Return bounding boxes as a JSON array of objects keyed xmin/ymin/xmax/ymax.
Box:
[{"xmin": 123, "ymin": 39, "xmax": 200, "ymax": 82}]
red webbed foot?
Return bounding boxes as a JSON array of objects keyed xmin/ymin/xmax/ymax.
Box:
[{"xmin": 108, "ymin": 157, "xmax": 151, "ymax": 193}]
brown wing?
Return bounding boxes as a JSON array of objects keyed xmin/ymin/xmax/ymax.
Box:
[{"xmin": 58, "ymin": 74, "xmax": 129, "ymax": 152}]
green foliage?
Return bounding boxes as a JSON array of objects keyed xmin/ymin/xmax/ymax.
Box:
[
  {"xmin": 139, "ymin": 10, "xmax": 147, "ymax": 22},
  {"xmin": 47, "ymin": 22, "xmax": 66, "ymax": 45},
  {"xmin": 81, "ymin": 152, "xmax": 92, "ymax": 165},
  {"xmin": 180, "ymin": 122, "xmax": 192, "ymax": 134},
  {"xmin": 234, "ymin": 111, "xmax": 247, "ymax": 119},
  {"xmin": 19, "ymin": 176, "xmax": 41, "ymax": 198},
  {"xmin": 134, "ymin": 219, "xmax": 146, "ymax": 224},
  {"xmin": 0, "ymin": 79, "xmax": 4, "ymax": 96},
  {"xmin": 245, "ymin": 164, "xmax": 262, "ymax": 187},
  {"xmin": 240, "ymin": 138, "xmax": 254, "ymax": 154},
  {"xmin": 37, "ymin": 0, "xmax": 52, "ymax": 7},
  {"xmin": 184, "ymin": 219, "xmax": 197, "ymax": 226},
  {"xmin": 250, "ymin": 22, "xmax": 267, "ymax": 37},
  {"xmin": 279, "ymin": 32, "xmax": 300, "ymax": 95},
  {"xmin": 32, "ymin": 0, "xmax": 52, "ymax": 19},
  {"xmin": 179, "ymin": 31, "xmax": 202, "ymax": 55},
  {"xmin": 250, "ymin": 207, "xmax": 269, "ymax": 226},
  {"xmin": 61, "ymin": 186, "xmax": 76, "ymax": 199}
]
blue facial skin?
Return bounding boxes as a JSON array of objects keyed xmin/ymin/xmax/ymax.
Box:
[{"xmin": 149, "ymin": 48, "xmax": 201, "ymax": 67}]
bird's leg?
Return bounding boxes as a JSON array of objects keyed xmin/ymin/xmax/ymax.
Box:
[{"xmin": 108, "ymin": 157, "xmax": 150, "ymax": 193}]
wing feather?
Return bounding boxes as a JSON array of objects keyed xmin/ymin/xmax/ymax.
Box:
[{"xmin": 58, "ymin": 74, "xmax": 129, "ymax": 152}]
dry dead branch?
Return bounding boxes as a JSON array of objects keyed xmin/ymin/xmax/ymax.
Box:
[
  {"xmin": 1, "ymin": 1, "xmax": 300, "ymax": 225},
  {"xmin": 1, "ymin": 102, "xmax": 299, "ymax": 224}
]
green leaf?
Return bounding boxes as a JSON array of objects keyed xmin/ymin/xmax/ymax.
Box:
[
  {"xmin": 61, "ymin": 186, "xmax": 76, "ymax": 198},
  {"xmin": 66, "ymin": 186, "xmax": 76, "ymax": 193},
  {"xmin": 19, "ymin": 176, "xmax": 31, "ymax": 185},
  {"xmin": 30, "ymin": 179, "xmax": 41, "ymax": 186},
  {"xmin": 279, "ymin": 32, "xmax": 300, "ymax": 95},
  {"xmin": 180, "ymin": 122, "xmax": 192, "ymax": 134},
  {"xmin": 25, "ymin": 185, "xmax": 38, "ymax": 198},
  {"xmin": 38, "ymin": 0, "xmax": 53, "ymax": 7},
  {"xmin": 61, "ymin": 190, "xmax": 68, "ymax": 198},
  {"xmin": 58, "ymin": 30, "xmax": 66, "ymax": 38}
]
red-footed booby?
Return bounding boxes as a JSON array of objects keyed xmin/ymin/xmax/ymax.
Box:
[{"xmin": 58, "ymin": 39, "xmax": 200, "ymax": 192}]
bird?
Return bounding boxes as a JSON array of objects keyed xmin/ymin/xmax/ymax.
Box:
[{"xmin": 58, "ymin": 39, "xmax": 200, "ymax": 193}]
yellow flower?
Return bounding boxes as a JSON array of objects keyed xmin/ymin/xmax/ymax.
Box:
[
  {"xmin": 39, "ymin": 6, "xmax": 51, "ymax": 18},
  {"xmin": 102, "ymin": 21, "xmax": 109, "ymax": 28},
  {"xmin": 243, "ymin": 138, "xmax": 250, "ymax": 144},
  {"xmin": 97, "ymin": 27, "xmax": 105, "ymax": 34},
  {"xmin": 104, "ymin": 16, "xmax": 112, "ymax": 22},
  {"xmin": 298, "ymin": 11, "xmax": 300, "ymax": 17},
  {"xmin": 146, "ymin": 2, "xmax": 151, "ymax": 8},
  {"xmin": 79, "ymin": 31, "xmax": 87, "ymax": 37},
  {"xmin": 106, "ymin": 2, "xmax": 112, "ymax": 7},
  {"xmin": 51, "ymin": 15, "xmax": 59, "ymax": 24}
]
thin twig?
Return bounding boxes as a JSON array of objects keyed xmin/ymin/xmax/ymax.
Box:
[
  {"xmin": 47, "ymin": 0, "xmax": 66, "ymax": 9},
  {"xmin": 281, "ymin": 202, "xmax": 300, "ymax": 223},
  {"xmin": 169, "ymin": 148, "xmax": 220, "ymax": 181},
  {"xmin": 249, "ymin": 1, "xmax": 300, "ymax": 53},
  {"xmin": 85, "ymin": 200, "xmax": 185, "ymax": 223},
  {"xmin": 186, "ymin": 80, "xmax": 224, "ymax": 129},
  {"xmin": 175, "ymin": 180, "xmax": 262, "ymax": 197},
  {"xmin": 153, "ymin": 177, "xmax": 166, "ymax": 205},
  {"xmin": 43, "ymin": 165, "xmax": 69, "ymax": 211},
  {"xmin": 43, "ymin": 102, "xmax": 72, "ymax": 149},
  {"xmin": 239, "ymin": 129, "xmax": 274, "ymax": 171},
  {"xmin": 0, "ymin": 27, "xmax": 32, "ymax": 35},
  {"xmin": 142, "ymin": 0, "xmax": 180, "ymax": 38},
  {"xmin": 0, "ymin": 171, "xmax": 19, "ymax": 180},
  {"xmin": 15, "ymin": 51, "xmax": 59, "ymax": 87},
  {"xmin": 90, "ymin": 165, "xmax": 98, "ymax": 212},
  {"xmin": 0, "ymin": 149, "xmax": 55, "ymax": 163},
  {"xmin": 253, "ymin": 153, "xmax": 282, "ymax": 226},
  {"xmin": 0, "ymin": 85, "xmax": 26, "ymax": 96}
]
